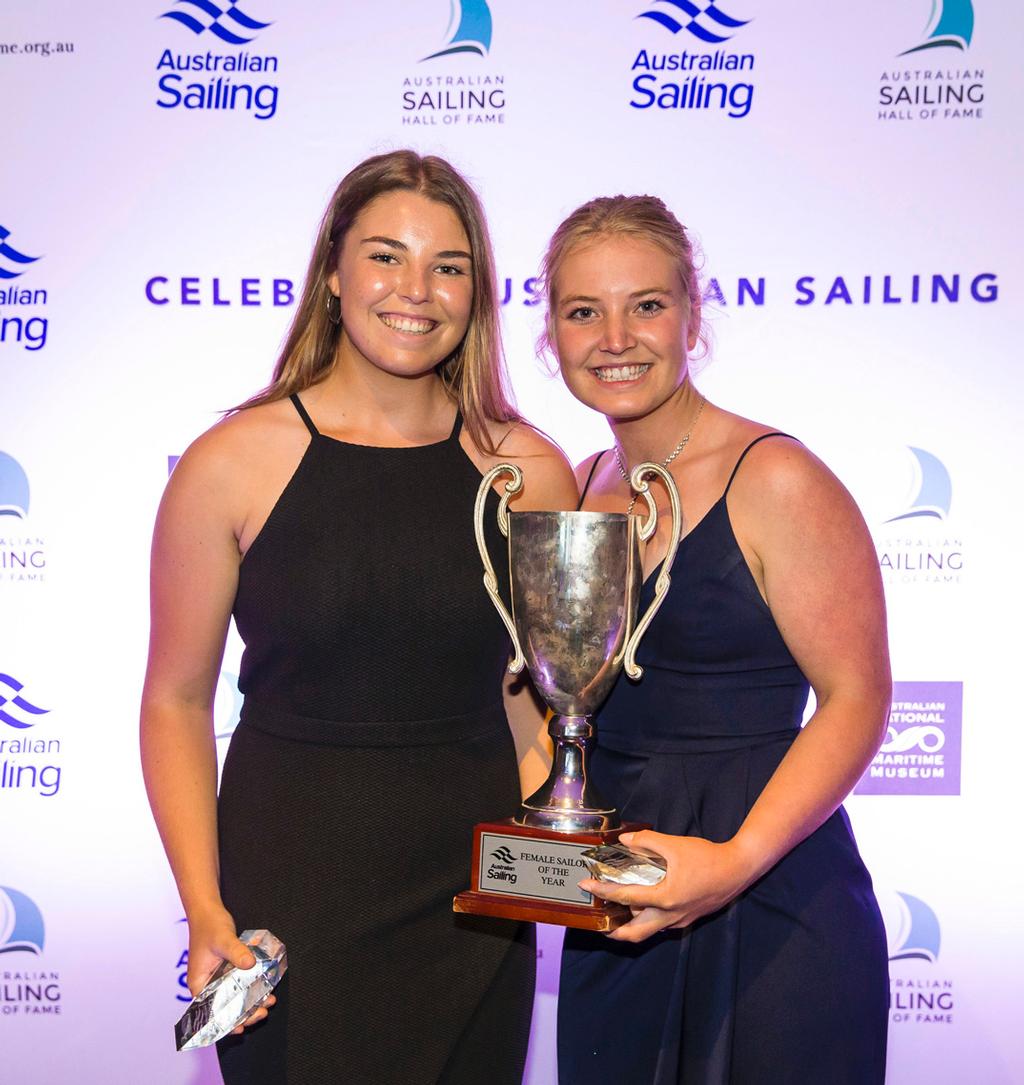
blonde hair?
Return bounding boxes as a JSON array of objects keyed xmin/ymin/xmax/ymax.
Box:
[
  {"xmin": 240, "ymin": 151, "xmax": 517, "ymax": 452},
  {"xmin": 539, "ymin": 194, "xmax": 708, "ymax": 359}
]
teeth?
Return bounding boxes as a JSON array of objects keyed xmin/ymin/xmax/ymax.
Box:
[
  {"xmin": 379, "ymin": 313, "xmax": 436, "ymax": 334},
  {"xmin": 593, "ymin": 365, "xmax": 651, "ymax": 383}
]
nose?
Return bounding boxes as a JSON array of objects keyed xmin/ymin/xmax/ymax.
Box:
[
  {"xmin": 398, "ymin": 263, "xmax": 431, "ymax": 305},
  {"xmin": 599, "ymin": 313, "xmax": 636, "ymax": 356}
]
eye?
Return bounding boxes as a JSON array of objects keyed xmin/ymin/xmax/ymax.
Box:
[
  {"xmin": 369, "ymin": 251, "xmax": 399, "ymax": 264},
  {"xmin": 436, "ymin": 263, "xmax": 467, "ymax": 276},
  {"xmin": 566, "ymin": 306, "xmax": 597, "ymax": 321},
  {"xmin": 636, "ymin": 299, "xmax": 665, "ymax": 316}
]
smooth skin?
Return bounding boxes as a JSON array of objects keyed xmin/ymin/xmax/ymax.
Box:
[
  {"xmin": 551, "ymin": 234, "xmax": 890, "ymax": 942},
  {"xmin": 141, "ymin": 191, "xmax": 576, "ymax": 1029}
]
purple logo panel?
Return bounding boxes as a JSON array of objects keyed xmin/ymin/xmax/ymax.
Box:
[{"xmin": 855, "ymin": 681, "xmax": 963, "ymax": 796}]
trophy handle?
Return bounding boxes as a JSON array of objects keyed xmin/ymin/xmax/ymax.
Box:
[
  {"xmin": 475, "ymin": 463, "xmax": 526, "ymax": 674},
  {"xmin": 622, "ymin": 462, "xmax": 683, "ymax": 680}
]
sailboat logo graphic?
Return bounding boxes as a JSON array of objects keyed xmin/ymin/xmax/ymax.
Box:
[
  {"xmin": 885, "ymin": 447, "xmax": 952, "ymax": 523},
  {"xmin": 886, "ymin": 892, "xmax": 941, "ymax": 963},
  {"xmin": 423, "ymin": 0, "xmax": 492, "ymax": 61},
  {"xmin": 900, "ymin": 0, "xmax": 974, "ymax": 56},
  {"xmin": 0, "ymin": 887, "xmax": 45, "ymax": 956}
]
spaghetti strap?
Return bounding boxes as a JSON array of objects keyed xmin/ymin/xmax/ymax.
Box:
[
  {"xmin": 448, "ymin": 410, "xmax": 463, "ymax": 442},
  {"xmin": 724, "ymin": 432, "xmax": 795, "ymax": 495},
  {"xmin": 578, "ymin": 450, "xmax": 610, "ymax": 510},
  {"xmin": 290, "ymin": 393, "xmax": 320, "ymax": 438}
]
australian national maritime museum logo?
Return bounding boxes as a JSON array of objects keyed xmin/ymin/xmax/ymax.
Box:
[
  {"xmin": 878, "ymin": 0, "xmax": 984, "ymax": 122},
  {"xmin": 402, "ymin": 1, "xmax": 506, "ymax": 127},
  {"xmin": 629, "ymin": 0, "xmax": 756, "ymax": 119},
  {"xmin": 155, "ymin": 1, "xmax": 280, "ymax": 120}
]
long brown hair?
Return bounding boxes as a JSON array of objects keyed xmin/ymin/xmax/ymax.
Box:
[
  {"xmin": 240, "ymin": 150, "xmax": 518, "ymax": 452},
  {"xmin": 539, "ymin": 194, "xmax": 709, "ymax": 360}
]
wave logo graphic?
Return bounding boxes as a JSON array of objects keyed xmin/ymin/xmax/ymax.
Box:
[
  {"xmin": 900, "ymin": 0, "xmax": 974, "ymax": 56},
  {"xmin": 885, "ymin": 447, "xmax": 951, "ymax": 523},
  {"xmin": 491, "ymin": 846, "xmax": 517, "ymax": 864},
  {"xmin": 0, "ymin": 451, "xmax": 30, "ymax": 519},
  {"xmin": 0, "ymin": 887, "xmax": 45, "ymax": 955},
  {"xmin": 637, "ymin": 0, "xmax": 750, "ymax": 43},
  {"xmin": 881, "ymin": 723, "xmax": 945, "ymax": 754},
  {"xmin": 0, "ymin": 225, "xmax": 41, "ymax": 281},
  {"xmin": 423, "ymin": 0, "xmax": 492, "ymax": 60},
  {"xmin": 0, "ymin": 674, "xmax": 50, "ymax": 730},
  {"xmin": 886, "ymin": 892, "xmax": 941, "ymax": 963},
  {"xmin": 160, "ymin": 1, "xmax": 272, "ymax": 46}
]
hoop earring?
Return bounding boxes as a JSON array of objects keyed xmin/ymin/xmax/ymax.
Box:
[{"xmin": 326, "ymin": 292, "xmax": 341, "ymax": 326}]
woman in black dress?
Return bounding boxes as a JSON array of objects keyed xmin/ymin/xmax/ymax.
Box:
[
  {"xmin": 543, "ymin": 196, "xmax": 890, "ymax": 1084},
  {"xmin": 140, "ymin": 151, "xmax": 577, "ymax": 1083}
]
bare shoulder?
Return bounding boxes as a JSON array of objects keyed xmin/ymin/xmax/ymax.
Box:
[
  {"xmin": 479, "ymin": 418, "xmax": 578, "ymax": 510},
  {"xmin": 573, "ymin": 449, "xmax": 607, "ymax": 492},
  {"xmin": 171, "ymin": 399, "xmax": 305, "ymax": 494},
  {"xmin": 726, "ymin": 426, "xmax": 847, "ymax": 512}
]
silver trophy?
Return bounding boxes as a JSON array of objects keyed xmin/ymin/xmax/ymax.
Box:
[
  {"xmin": 476, "ymin": 461, "xmax": 682, "ymax": 833},
  {"xmin": 454, "ymin": 462, "xmax": 682, "ymax": 930}
]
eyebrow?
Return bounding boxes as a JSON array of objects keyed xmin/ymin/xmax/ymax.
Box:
[
  {"xmin": 360, "ymin": 236, "xmax": 472, "ymax": 260},
  {"xmin": 561, "ymin": 287, "xmax": 670, "ymax": 305}
]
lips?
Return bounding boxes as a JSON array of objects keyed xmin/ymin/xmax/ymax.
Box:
[
  {"xmin": 592, "ymin": 364, "xmax": 652, "ymax": 383},
  {"xmin": 378, "ymin": 312, "xmax": 438, "ymax": 335}
]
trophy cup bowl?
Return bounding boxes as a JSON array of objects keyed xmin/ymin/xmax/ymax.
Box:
[{"xmin": 453, "ymin": 462, "xmax": 682, "ymax": 931}]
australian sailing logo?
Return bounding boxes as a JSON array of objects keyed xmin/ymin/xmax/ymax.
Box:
[
  {"xmin": 0, "ymin": 674, "xmax": 49, "ymax": 730},
  {"xmin": 0, "ymin": 225, "xmax": 48, "ymax": 352},
  {"xmin": 879, "ymin": 1, "xmax": 982, "ymax": 121},
  {"xmin": 160, "ymin": 0, "xmax": 271, "ymax": 44},
  {"xmin": 637, "ymin": 0, "xmax": 749, "ymax": 43},
  {"xmin": 155, "ymin": 1, "xmax": 281, "ymax": 120},
  {"xmin": 629, "ymin": 0, "xmax": 756, "ymax": 118},
  {"xmin": 487, "ymin": 845, "xmax": 519, "ymax": 885},
  {"xmin": 0, "ymin": 451, "xmax": 45, "ymax": 584},
  {"xmin": 883, "ymin": 891, "xmax": 954, "ymax": 1025},
  {"xmin": 402, "ymin": 0, "xmax": 505, "ymax": 126}
]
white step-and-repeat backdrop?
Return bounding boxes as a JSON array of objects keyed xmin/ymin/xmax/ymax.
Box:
[{"xmin": 3, "ymin": 1, "xmax": 1021, "ymax": 1081}]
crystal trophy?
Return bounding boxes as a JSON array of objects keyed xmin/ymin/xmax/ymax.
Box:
[{"xmin": 175, "ymin": 929, "xmax": 287, "ymax": 1051}]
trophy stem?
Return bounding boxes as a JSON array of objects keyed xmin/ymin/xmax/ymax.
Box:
[{"xmin": 516, "ymin": 715, "xmax": 620, "ymax": 833}]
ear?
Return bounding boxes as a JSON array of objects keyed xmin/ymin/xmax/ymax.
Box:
[
  {"xmin": 686, "ymin": 303, "xmax": 701, "ymax": 353},
  {"xmin": 327, "ymin": 270, "xmax": 340, "ymax": 297}
]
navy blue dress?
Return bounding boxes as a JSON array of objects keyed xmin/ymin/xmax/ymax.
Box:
[{"xmin": 558, "ymin": 435, "xmax": 888, "ymax": 1085}]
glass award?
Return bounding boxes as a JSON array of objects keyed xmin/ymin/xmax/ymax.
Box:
[{"xmin": 175, "ymin": 929, "xmax": 287, "ymax": 1051}]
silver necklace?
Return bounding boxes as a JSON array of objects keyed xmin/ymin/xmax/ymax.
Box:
[{"xmin": 613, "ymin": 395, "xmax": 706, "ymax": 514}]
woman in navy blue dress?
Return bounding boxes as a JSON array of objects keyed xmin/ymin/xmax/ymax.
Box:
[{"xmin": 543, "ymin": 195, "xmax": 890, "ymax": 1084}]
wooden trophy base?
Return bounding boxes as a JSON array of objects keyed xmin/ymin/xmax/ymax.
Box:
[{"xmin": 453, "ymin": 818, "xmax": 648, "ymax": 932}]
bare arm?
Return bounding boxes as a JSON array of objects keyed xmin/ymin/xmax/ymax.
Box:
[
  {"xmin": 585, "ymin": 440, "xmax": 890, "ymax": 941},
  {"xmin": 140, "ymin": 427, "xmax": 265, "ymax": 1003}
]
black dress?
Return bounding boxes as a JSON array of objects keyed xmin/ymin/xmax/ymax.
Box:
[
  {"xmin": 558, "ymin": 435, "xmax": 889, "ymax": 1085},
  {"xmin": 216, "ymin": 395, "xmax": 534, "ymax": 1084}
]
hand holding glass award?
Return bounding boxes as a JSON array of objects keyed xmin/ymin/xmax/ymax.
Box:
[{"xmin": 454, "ymin": 462, "xmax": 681, "ymax": 931}]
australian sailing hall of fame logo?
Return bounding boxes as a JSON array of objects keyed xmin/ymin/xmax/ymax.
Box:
[
  {"xmin": 0, "ymin": 887, "xmax": 62, "ymax": 1017},
  {"xmin": 628, "ymin": 0, "xmax": 757, "ymax": 119},
  {"xmin": 879, "ymin": 0, "xmax": 984, "ymax": 121},
  {"xmin": 856, "ymin": 681, "xmax": 962, "ymax": 796},
  {"xmin": 0, "ymin": 451, "xmax": 46, "ymax": 584},
  {"xmin": 154, "ymin": 1, "xmax": 281, "ymax": 120},
  {"xmin": 402, "ymin": 1, "xmax": 506, "ymax": 126},
  {"xmin": 880, "ymin": 891, "xmax": 955, "ymax": 1026},
  {"xmin": 875, "ymin": 447, "xmax": 962, "ymax": 586}
]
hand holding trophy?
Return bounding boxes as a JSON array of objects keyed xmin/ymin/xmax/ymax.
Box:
[{"xmin": 453, "ymin": 462, "xmax": 682, "ymax": 931}]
